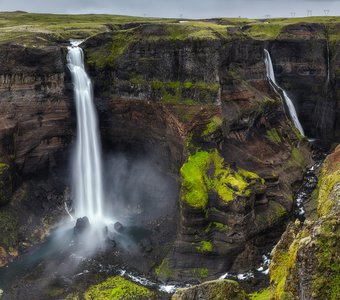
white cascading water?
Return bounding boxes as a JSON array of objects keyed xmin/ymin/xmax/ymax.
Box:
[
  {"xmin": 264, "ymin": 49, "xmax": 305, "ymax": 137},
  {"xmin": 67, "ymin": 41, "xmax": 104, "ymax": 222}
]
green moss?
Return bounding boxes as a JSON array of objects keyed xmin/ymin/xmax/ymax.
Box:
[
  {"xmin": 312, "ymin": 217, "xmax": 340, "ymax": 300},
  {"xmin": 291, "ymin": 126, "xmax": 304, "ymax": 142},
  {"xmin": 205, "ymin": 222, "xmax": 229, "ymax": 234},
  {"xmin": 317, "ymin": 167, "xmax": 340, "ymax": 217},
  {"xmin": 266, "ymin": 128, "xmax": 282, "ymax": 144},
  {"xmin": 0, "ymin": 163, "xmax": 9, "ymax": 173},
  {"xmin": 0, "ymin": 211, "xmax": 18, "ymax": 250},
  {"xmin": 154, "ymin": 258, "xmax": 174, "ymax": 280},
  {"xmin": 196, "ymin": 241, "xmax": 213, "ymax": 253},
  {"xmin": 249, "ymin": 288, "xmax": 273, "ymax": 300},
  {"xmin": 83, "ymin": 276, "xmax": 155, "ymax": 300},
  {"xmin": 180, "ymin": 151, "xmax": 211, "ymax": 209},
  {"xmin": 191, "ymin": 268, "xmax": 209, "ymax": 279},
  {"xmin": 270, "ymin": 237, "xmax": 301, "ymax": 299},
  {"xmin": 130, "ymin": 75, "xmax": 147, "ymax": 85},
  {"xmin": 64, "ymin": 293, "xmax": 79, "ymax": 300},
  {"xmin": 202, "ymin": 116, "xmax": 222, "ymax": 137},
  {"xmin": 288, "ymin": 147, "xmax": 305, "ymax": 168},
  {"xmin": 180, "ymin": 149, "xmax": 264, "ymax": 209},
  {"xmin": 150, "ymin": 80, "xmax": 219, "ymax": 104}
]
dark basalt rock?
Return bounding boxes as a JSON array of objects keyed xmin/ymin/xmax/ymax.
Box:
[
  {"xmin": 114, "ymin": 221, "xmax": 124, "ymax": 233},
  {"xmin": 74, "ymin": 217, "xmax": 90, "ymax": 235}
]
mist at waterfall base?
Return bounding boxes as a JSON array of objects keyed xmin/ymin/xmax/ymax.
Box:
[
  {"xmin": 66, "ymin": 40, "xmax": 177, "ymax": 251},
  {"xmin": 0, "ymin": 44, "xmax": 178, "ymax": 297}
]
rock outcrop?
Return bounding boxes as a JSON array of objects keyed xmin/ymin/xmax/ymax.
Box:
[
  {"xmin": 251, "ymin": 145, "xmax": 339, "ymax": 299},
  {"xmin": 172, "ymin": 279, "xmax": 249, "ymax": 300}
]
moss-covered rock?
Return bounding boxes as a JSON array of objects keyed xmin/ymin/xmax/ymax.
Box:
[
  {"xmin": 83, "ymin": 276, "xmax": 156, "ymax": 300},
  {"xmin": 262, "ymin": 145, "xmax": 340, "ymax": 299},
  {"xmin": 180, "ymin": 149, "xmax": 263, "ymax": 209},
  {"xmin": 0, "ymin": 210, "xmax": 18, "ymax": 266},
  {"xmin": 0, "ymin": 163, "xmax": 13, "ymax": 206},
  {"xmin": 172, "ymin": 279, "xmax": 249, "ymax": 300}
]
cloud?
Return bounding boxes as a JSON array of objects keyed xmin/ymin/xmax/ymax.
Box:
[{"xmin": 0, "ymin": 0, "xmax": 339, "ymax": 18}]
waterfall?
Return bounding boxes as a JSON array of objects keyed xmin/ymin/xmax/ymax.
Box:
[
  {"xmin": 326, "ymin": 39, "xmax": 330, "ymax": 85},
  {"xmin": 67, "ymin": 41, "xmax": 104, "ymax": 222},
  {"xmin": 264, "ymin": 49, "xmax": 305, "ymax": 137}
]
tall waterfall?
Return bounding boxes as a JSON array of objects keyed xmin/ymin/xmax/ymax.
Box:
[
  {"xmin": 264, "ymin": 49, "xmax": 305, "ymax": 137},
  {"xmin": 67, "ymin": 41, "xmax": 104, "ymax": 222}
]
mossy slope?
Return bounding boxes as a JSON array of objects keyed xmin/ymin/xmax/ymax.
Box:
[
  {"xmin": 260, "ymin": 145, "xmax": 340, "ymax": 300},
  {"xmin": 180, "ymin": 149, "xmax": 263, "ymax": 209}
]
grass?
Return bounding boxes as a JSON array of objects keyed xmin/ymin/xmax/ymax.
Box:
[
  {"xmin": 0, "ymin": 12, "xmax": 176, "ymax": 44},
  {"xmin": 2, "ymin": 12, "xmax": 340, "ymax": 47},
  {"xmin": 83, "ymin": 276, "xmax": 155, "ymax": 300}
]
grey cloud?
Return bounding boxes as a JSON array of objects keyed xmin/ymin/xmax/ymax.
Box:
[{"xmin": 0, "ymin": 0, "xmax": 339, "ymax": 18}]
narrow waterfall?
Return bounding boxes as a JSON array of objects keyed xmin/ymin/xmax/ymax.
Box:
[
  {"xmin": 326, "ymin": 40, "xmax": 331, "ymax": 85},
  {"xmin": 67, "ymin": 41, "xmax": 104, "ymax": 222},
  {"xmin": 264, "ymin": 49, "xmax": 305, "ymax": 137}
]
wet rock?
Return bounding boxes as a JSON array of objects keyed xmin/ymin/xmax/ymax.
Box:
[
  {"xmin": 114, "ymin": 222, "xmax": 124, "ymax": 233},
  {"xmin": 139, "ymin": 238, "xmax": 153, "ymax": 253},
  {"xmin": 172, "ymin": 279, "xmax": 249, "ymax": 300},
  {"xmin": 74, "ymin": 217, "xmax": 90, "ymax": 235}
]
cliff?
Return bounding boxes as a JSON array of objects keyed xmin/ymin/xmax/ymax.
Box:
[{"xmin": 0, "ymin": 12, "xmax": 339, "ymax": 299}]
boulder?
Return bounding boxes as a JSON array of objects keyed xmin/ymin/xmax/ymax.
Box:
[
  {"xmin": 74, "ymin": 217, "xmax": 90, "ymax": 235},
  {"xmin": 172, "ymin": 279, "xmax": 249, "ymax": 300}
]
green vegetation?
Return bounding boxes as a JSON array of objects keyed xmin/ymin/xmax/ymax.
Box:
[
  {"xmin": 202, "ymin": 116, "xmax": 222, "ymax": 137},
  {"xmin": 0, "ymin": 12, "xmax": 176, "ymax": 44},
  {"xmin": 245, "ymin": 23, "xmax": 283, "ymax": 40},
  {"xmin": 288, "ymin": 146, "xmax": 305, "ymax": 168},
  {"xmin": 266, "ymin": 128, "xmax": 282, "ymax": 144},
  {"xmin": 204, "ymin": 222, "xmax": 229, "ymax": 234},
  {"xmin": 270, "ymin": 234, "xmax": 302, "ymax": 299},
  {"xmin": 172, "ymin": 279, "xmax": 249, "ymax": 300},
  {"xmin": 154, "ymin": 258, "xmax": 174, "ymax": 280},
  {"xmin": 83, "ymin": 276, "xmax": 155, "ymax": 300},
  {"xmin": 150, "ymin": 80, "xmax": 219, "ymax": 105},
  {"xmin": 249, "ymin": 288, "xmax": 273, "ymax": 300},
  {"xmin": 0, "ymin": 211, "xmax": 18, "ymax": 251},
  {"xmin": 1, "ymin": 12, "xmax": 340, "ymax": 47},
  {"xmin": 317, "ymin": 158, "xmax": 340, "ymax": 217},
  {"xmin": 191, "ymin": 268, "xmax": 209, "ymax": 279},
  {"xmin": 312, "ymin": 217, "xmax": 340, "ymax": 300},
  {"xmin": 195, "ymin": 241, "xmax": 213, "ymax": 253},
  {"xmin": 180, "ymin": 149, "xmax": 263, "ymax": 209},
  {"xmin": 165, "ymin": 22, "xmax": 229, "ymax": 40}
]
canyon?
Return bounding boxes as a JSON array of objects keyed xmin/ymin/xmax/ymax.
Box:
[{"xmin": 0, "ymin": 12, "xmax": 339, "ymax": 299}]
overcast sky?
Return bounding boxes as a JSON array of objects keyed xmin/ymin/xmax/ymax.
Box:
[{"xmin": 0, "ymin": 0, "xmax": 339, "ymax": 19}]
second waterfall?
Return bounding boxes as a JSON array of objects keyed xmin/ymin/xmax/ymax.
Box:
[{"xmin": 67, "ymin": 41, "xmax": 105, "ymax": 222}]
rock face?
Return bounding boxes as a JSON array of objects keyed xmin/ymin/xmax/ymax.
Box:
[
  {"xmin": 0, "ymin": 44, "xmax": 73, "ymax": 262},
  {"xmin": 264, "ymin": 145, "xmax": 340, "ymax": 299},
  {"xmin": 83, "ymin": 23, "xmax": 339, "ymax": 145},
  {"xmin": 0, "ymin": 44, "xmax": 72, "ymax": 175},
  {"xmin": 172, "ymin": 279, "xmax": 249, "ymax": 300}
]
